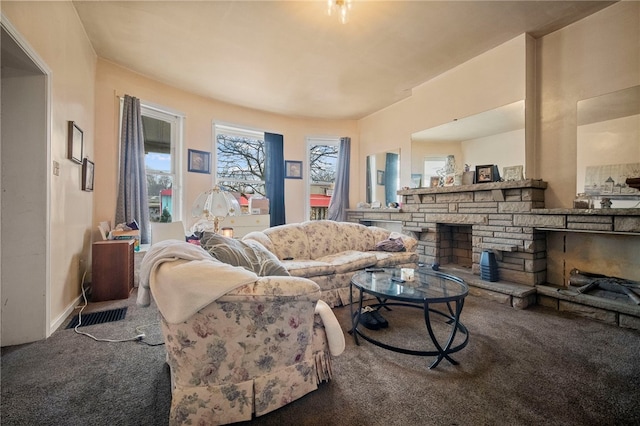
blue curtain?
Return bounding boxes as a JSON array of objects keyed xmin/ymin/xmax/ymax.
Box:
[
  {"xmin": 115, "ymin": 95, "xmax": 150, "ymax": 244},
  {"xmin": 385, "ymin": 152, "xmax": 399, "ymax": 205},
  {"xmin": 328, "ymin": 137, "xmax": 351, "ymax": 222},
  {"xmin": 265, "ymin": 132, "xmax": 285, "ymax": 227}
]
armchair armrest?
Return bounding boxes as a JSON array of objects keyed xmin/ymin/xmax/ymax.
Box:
[{"xmin": 219, "ymin": 276, "xmax": 321, "ymax": 303}]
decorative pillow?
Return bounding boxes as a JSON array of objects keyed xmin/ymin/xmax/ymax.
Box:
[
  {"xmin": 375, "ymin": 237, "xmax": 406, "ymax": 252},
  {"xmin": 200, "ymin": 232, "xmax": 289, "ymax": 276}
]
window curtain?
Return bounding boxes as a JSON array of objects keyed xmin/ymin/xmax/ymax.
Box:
[
  {"xmin": 385, "ymin": 152, "xmax": 399, "ymax": 205},
  {"xmin": 265, "ymin": 132, "xmax": 285, "ymax": 227},
  {"xmin": 115, "ymin": 95, "xmax": 150, "ymax": 244},
  {"xmin": 328, "ymin": 137, "xmax": 351, "ymax": 222}
]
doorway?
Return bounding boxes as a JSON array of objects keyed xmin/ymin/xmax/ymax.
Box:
[{"xmin": 1, "ymin": 21, "xmax": 51, "ymax": 346}]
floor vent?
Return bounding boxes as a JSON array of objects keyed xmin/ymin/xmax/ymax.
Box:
[{"xmin": 66, "ymin": 307, "xmax": 128, "ymax": 329}]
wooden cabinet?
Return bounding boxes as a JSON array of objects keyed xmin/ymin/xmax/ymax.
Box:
[{"xmin": 91, "ymin": 240, "xmax": 134, "ymax": 302}]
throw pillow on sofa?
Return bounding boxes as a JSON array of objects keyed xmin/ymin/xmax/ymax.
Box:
[
  {"xmin": 375, "ymin": 237, "xmax": 406, "ymax": 252},
  {"xmin": 200, "ymin": 232, "xmax": 290, "ymax": 277}
]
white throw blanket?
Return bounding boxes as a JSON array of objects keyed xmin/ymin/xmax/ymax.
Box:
[
  {"xmin": 315, "ymin": 300, "xmax": 345, "ymax": 356},
  {"xmin": 137, "ymin": 240, "xmax": 258, "ymax": 323}
]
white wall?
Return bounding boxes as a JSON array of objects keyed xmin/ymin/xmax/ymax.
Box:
[{"xmin": 461, "ymin": 129, "xmax": 526, "ymax": 178}]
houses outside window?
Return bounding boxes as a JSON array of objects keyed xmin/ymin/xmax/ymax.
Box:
[{"xmin": 141, "ymin": 105, "xmax": 183, "ymax": 223}]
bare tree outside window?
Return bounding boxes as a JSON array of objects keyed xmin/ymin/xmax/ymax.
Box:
[
  {"xmin": 216, "ymin": 132, "xmax": 266, "ymax": 197},
  {"xmin": 309, "ymin": 144, "xmax": 338, "ymax": 184}
]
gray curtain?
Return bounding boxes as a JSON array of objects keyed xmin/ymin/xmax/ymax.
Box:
[
  {"xmin": 115, "ymin": 95, "xmax": 150, "ymax": 244},
  {"xmin": 327, "ymin": 137, "xmax": 351, "ymax": 222}
]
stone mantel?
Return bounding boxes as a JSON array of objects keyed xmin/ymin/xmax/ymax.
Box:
[
  {"xmin": 532, "ymin": 208, "xmax": 640, "ymax": 216},
  {"xmin": 398, "ymin": 179, "xmax": 547, "ymax": 196}
]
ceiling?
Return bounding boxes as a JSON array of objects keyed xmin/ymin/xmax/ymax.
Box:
[{"xmin": 72, "ymin": 1, "xmax": 615, "ymax": 120}]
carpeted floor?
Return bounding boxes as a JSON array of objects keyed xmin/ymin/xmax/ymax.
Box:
[{"xmin": 2, "ymin": 288, "xmax": 639, "ymax": 425}]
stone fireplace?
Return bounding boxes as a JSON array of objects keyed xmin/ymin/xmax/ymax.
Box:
[{"xmin": 399, "ymin": 180, "xmax": 548, "ymax": 286}]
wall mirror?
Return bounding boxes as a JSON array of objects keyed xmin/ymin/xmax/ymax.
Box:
[
  {"xmin": 577, "ymin": 85, "xmax": 640, "ymax": 208},
  {"xmin": 366, "ymin": 149, "xmax": 400, "ymax": 206},
  {"xmin": 410, "ymin": 100, "xmax": 526, "ymax": 184}
]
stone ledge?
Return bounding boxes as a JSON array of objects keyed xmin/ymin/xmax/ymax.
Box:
[
  {"xmin": 479, "ymin": 242, "xmax": 519, "ymax": 252},
  {"xmin": 437, "ymin": 266, "xmax": 536, "ymax": 309},
  {"xmin": 536, "ymin": 284, "xmax": 640, "ymax": 317}
]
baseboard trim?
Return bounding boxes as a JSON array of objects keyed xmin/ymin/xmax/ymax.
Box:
[{"xmin": 50, "ymin": 294, "xmax": 82, "ymax": 335}]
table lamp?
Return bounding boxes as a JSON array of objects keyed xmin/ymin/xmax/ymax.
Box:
[{"xmin": 191, "ymin": 185, "xmax": 240, "ymax": 234}]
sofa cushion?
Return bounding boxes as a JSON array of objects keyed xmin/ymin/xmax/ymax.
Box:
[
  {"xmin": 262, "ymin": 224, "xmax": 311, "ymax": 260},
  {"xmin": 373, "ymin": 251, "xmax": 419, "ymax": 267},
  {"xmin": 299, "ymin": 220, "xmax": 342, "ymax": 259},
  {"xmin": 283, "ymin": 260, "xmax": 336, "ymax": 278},
  {"xmin": 200, "ymin": 232, "xmax": 289, "ymax": 276},
  {"xmin": 329, "ymin": 222, "xmax": 377, "ymax": 253},
  {"xmin": 315, "ymin": 250, "xmax": 377, "ymax": 274}
]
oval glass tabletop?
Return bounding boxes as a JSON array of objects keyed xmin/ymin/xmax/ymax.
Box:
[{"xmin": 351, "ymin": 268, "xmax": 468, "ymax": 303}]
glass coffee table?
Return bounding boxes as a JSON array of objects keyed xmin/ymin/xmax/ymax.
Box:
[{"xmin": 349, "ymin": 268, "xmax": 469, "ymax": 369}]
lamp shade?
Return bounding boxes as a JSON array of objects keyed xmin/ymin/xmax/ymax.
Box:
[{"xmin": 191, "ymin": 186, "xmax": 240, "ymax": 233}]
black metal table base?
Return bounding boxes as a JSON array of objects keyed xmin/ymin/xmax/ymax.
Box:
[{"xmin": 349, "ymin": 285, "xmax": 469, "ymax": 369}]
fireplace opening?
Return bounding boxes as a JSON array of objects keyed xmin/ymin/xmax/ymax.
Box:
[{"xmin": 436, "ymin": 224, "xmax": 472, "ymax": 268}]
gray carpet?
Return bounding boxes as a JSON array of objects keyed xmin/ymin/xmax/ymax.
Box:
[{"xmin": 2, "ymin": 289, "xmax": 639, "ymax": 425}]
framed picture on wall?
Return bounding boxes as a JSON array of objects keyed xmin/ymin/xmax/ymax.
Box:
[
  {"xmin": 82, "ymin": 158, "xmax": 94, "ymax": 191},
  {"xmin": 376, "ymin": 170, "xmax": 385, "ymax": 185},
  {"xmin": 285, "ymin": 160, "xmax": 303, "ymax": 179},
  {"xmin": 188, "ymin": 149, "xmax": 211, "ymax": 174},
  {"xmin": 68, "ymin": 121, "xmax": 83, "ymax": 164}
]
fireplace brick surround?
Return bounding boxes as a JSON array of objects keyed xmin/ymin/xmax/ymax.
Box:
[
  {"xmin": 347, "ymin": 180, "xmax": 640, "ymax": 329},
  {"xmin": 399, "ymin": 180, "xmax": 549, "ymax": 286}
]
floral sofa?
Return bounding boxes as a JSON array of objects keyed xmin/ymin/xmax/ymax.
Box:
[
  {"xmin": 138, "ymin": 240, "xmax": 345, "ymax": 425},
  {"xmin": 243, "ymin": 220, "xmax": 419, "ymax": 307}
]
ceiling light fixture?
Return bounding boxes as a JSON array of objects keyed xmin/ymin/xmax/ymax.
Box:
[{"xmin": 327, "ymin": 0, "xmax": 353, "ymax": 24}]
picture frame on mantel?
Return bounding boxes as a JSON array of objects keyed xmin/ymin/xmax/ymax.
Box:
[
  {"xmin": 503, "ymin": 165, "xmax": 524, "ymax": 181},
  {"xmin": 68, "ymin": 121, "xmax": 83, "ymax": 164},
  {"xmin": 475, "ymin": 164, "xmax": 500, "ymax": 183}
]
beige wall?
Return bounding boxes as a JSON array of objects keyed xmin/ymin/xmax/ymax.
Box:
[
  {"xmin": 94, "ymin": 60, "xmax": 358, "ymax": 232},
  {"xmin": 359, "ymin": 34, "xmax": 529, "ymax": 198},
  {"xmin": 2, "ymin": 1, "xmax": 97, "ymax": 329},
  {"xmin": 536, "ymin": 1, "xmax": 639, "ymax": 208}
]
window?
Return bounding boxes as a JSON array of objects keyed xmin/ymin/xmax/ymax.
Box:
[
  {"xmin": 141, "ymin": 105, "xmax": 183, "ymax": 223},
  {"xmin": 214, "ymin": 124, "xmax": 265, "ymax": 212},
  {"xmin": 424, "ymin": 156, "xmax": 447, "ymax": 185},
  {"xmin": 306, "ymin": 138, "xmax": 340, "ymax": 220}
]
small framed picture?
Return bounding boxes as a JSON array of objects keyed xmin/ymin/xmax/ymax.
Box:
[
  {"xmin": 475, "ymin": 164, "xmax": 496, "ymax": 183},
  {"xmin": 68, "ymin": 121, "xmax": 83, "ymax": 164},
  {"xmin": 82, "ymin": 158, "xmax": 94, "ymax": 191},
  {"xmin": 462, "ymin": 171, "xmax": 475, "ymax": 185},
  {"xmin": 285, "ymin": 160, "xmax": 302, "ymax": 179},
  {"xmin": 410, "ymin": 173, "xmax": 422, "ymax": 188},
  {"xmin": 376, "ymin": 170, "xmax": 385, "ymax": 185},
  {"xmin": 503, "ymin": 165, "xmax": 524, "ymax": 181},
  {"xmin": 430, "ymin": 176, "xmax": 440, "ymax": 188},
  {"xmin": 444, "ymin": 174, "xmax": 455, "ymax": 186},
  {"xmin": 188, "ymin": 149, "xmax": 211, "ymax": 174}
]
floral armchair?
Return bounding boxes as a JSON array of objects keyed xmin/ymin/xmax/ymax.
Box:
[{"xmin": 139, "ymin": 240, "xmax": 344, "ymax": 425}]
